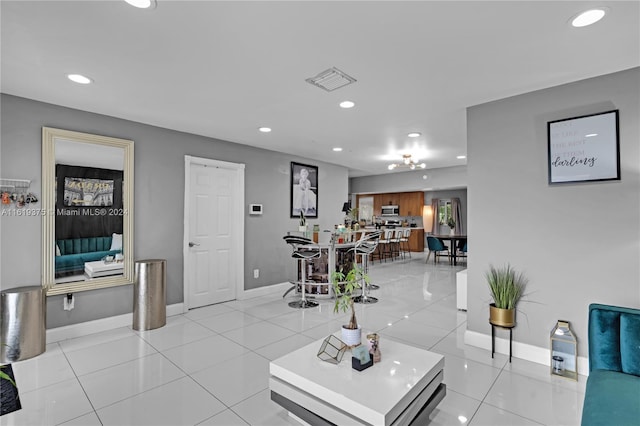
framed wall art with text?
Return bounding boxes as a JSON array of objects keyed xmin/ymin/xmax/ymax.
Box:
[{"xmin": 547, "ymin": 110, "xmax": 620, "ymax": 185}]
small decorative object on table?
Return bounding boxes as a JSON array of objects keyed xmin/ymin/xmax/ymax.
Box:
[
  {"xmin": 317, "ymin": 335, "xmax": 347, "ymax": 365},
  {"xmin": 352, "ymin": 345, "xmax": 373, "ymax": 371},
  {"xmin": 367, "ymin": 333, "xmax": 381, "ymax": 363}
]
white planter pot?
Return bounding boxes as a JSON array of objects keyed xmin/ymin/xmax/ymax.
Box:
[
  {"xmin": 341, "ymin": 325, "xmax": 361, "ymax": 347},
  {"xmin": 299, "ymin": 225, "xmax": 307, "ymax": 232}
]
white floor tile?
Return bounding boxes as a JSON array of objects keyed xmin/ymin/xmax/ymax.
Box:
[
  {"xmin": 431, "ymin": 327, "xmax": 510, "ymax": 369},
  {"xmin": 195, "ymin": 310, "xmax": 262, "ymax": 333},
  {"xmin": 59, "ymin": 411, "xmax": 103, "ymax": 426},
  {"xmin": 64, "ymin": 334, "xmax": 157, "ymax": 376},
  {"xmin": 184, "ymin": 303, "xmax": 236, "ymax": 320},
  {"xmin": 378, "ymin": 317, "xmax": 450, "ymax": 350},
  {"xmin": 78, "ymin": 352, "xmax": 185, "ymax": 409},
  {"xmin": 242, "ymin": 300, "xmax": 298, "ymax": 319},
  {"xmin": 484, "ymin": 370, "xmax": 584, "ymax": 425},
  {"xmin": 222, "ymin": 321, "xmax": 295, "ymax": 350},
  {"xmin": 231, "ymin": 389, "xmax": 300, "ymax": 426},
  {"xmin": 1, "ymin": 378, "xmax": 93, "ymax": 426},
  {"xmin": 136, "ymin": 320, "xmax": 216, "ymax": 351},
  {"xmin": 438, "ymin": 352, "xmax": 502, "ymax": 401},
  {"xmin": 470, "ymin": 403, "xmax": 543, "ymax": 426},
  {"xmin": 162, "ymin": 334, "xmax": 249, "ymax": 374},
  {"xmin": 10, "ymin": 349, "xmax": 76, "ymax": 393},
  {"xmin": 427, "ymin": 389, "xmax": 481, "ymax": 426},
  {"xmin": 254, "ymin": 333, "xmax": 315, "ymax": 361},
  {"xmin": 266, "ymin": 310, "xmax": 331, "ymax": 332},
  {"xmin": 96, "ymin": 376, "xmax": 226, "ymax": 426},
  {"xmin": 57, "ymin": 326, "xmax": 138, "ymax": 352},
  {"xmin": 191, "ymin": 352, "xmax": 270, "ymax": 407},
  {"xmin": 197, "ymin": 409, "xmax": 250, "ymax": 426}
]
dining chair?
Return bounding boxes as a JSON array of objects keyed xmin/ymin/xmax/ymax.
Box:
[{"xmin": 426, "ymin": 236, "xmax": 450, "ymax": 264}]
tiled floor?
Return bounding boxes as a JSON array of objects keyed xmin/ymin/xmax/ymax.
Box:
[{"xmin": 4, "ymin": 254, "xmax": 586, "ymax": 425}]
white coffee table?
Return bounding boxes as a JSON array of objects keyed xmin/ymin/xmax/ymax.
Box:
[
  {"xmin": 269, "ymin": 336, "xmax": 445, "ymax": 425},
  {"xmin": 84, "ymin": 260, "xmax": 124, "ymax": 278}
]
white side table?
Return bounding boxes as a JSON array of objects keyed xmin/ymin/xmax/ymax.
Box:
[{"xmin": 456, "ymin": 269, "xmax": 467, "ymax": 311}]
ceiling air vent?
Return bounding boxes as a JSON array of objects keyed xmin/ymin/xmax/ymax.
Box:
[{"xmin": 305, "ymin": 67, "xmax": 357, "ymax": 92}]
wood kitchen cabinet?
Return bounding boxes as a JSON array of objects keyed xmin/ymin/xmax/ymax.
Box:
[
  {"xmin": 408, "ymin": 228, "xmax": 424, "ymax": 252},
  {"xmin": 361, "ymin": 191, "xmax": 424, "ymax": 218}
]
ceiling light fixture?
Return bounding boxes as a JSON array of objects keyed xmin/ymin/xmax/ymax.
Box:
[
  {"xmin": 258, "ymin": 127, "xmax": 272, "ymax": 133},
  {"xmin": 67, "ymin": 74, "xmax": 92, "ymax": 84},
  {"xmin": 407, "ymin": 132, "xmax": 421, "ymax": 138},
  {"xmin": 571, "ymin": 8, "xmax": 607, "ymax": 27},
  {"xmin": 332, "ymin": 147, "xmax": 343, "ymax": 152},
  {"xmin": 457, "ymin": 155, "xmax": 466, "ymax": 159},
  {"xmin": 339, "ymin": 100, "xmax": 355, "ymax": 109},
  {"xmin": 388, "ymin": 154, "xmax": 426, "ymax": 171},
  {"xmin": 124, "ymin": 0, "xmax": 156, "ymax": 9}
]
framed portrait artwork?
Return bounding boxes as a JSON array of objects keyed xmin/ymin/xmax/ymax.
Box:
[
  {"xmin": 290, "ymin": 162, "xmax": 318, "ymax": 218},
  {"xmin": 547, "ymin": 110, "xmax": 620, "ymax": 184}
]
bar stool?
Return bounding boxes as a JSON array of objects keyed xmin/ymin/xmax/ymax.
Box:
[
  {"xmin": 283, "ymin": 235, "xmax": 320, "ymax": 309},
  {"xmin": 353, "ymin": 230, "xmax": 381, "ymax": 304},
  {"xmin": 399, "ymin": 228, "xmax": 412, "ymax": 259},
  {"xmin": 375, "ymin": 228, "xmax": 394, "ymax": 263}
]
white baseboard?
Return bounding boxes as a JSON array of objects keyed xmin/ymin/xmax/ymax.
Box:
[
  {"xmin": 464, "ymin": 329, "xmax": 589, "ymax": 376},
  {"xmin": 46, "ymin": 303, "xmax": 184, "ymax": 343},
  {"xmin": 239, "ymin": 281, "xmax": 291, "ymax": 300}
]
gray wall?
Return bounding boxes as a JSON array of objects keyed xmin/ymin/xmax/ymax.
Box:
[
  {"xmin": 349, "ymin": 165, "xmax": 466, "ymax": 194},
  {"xmin": 0, "ymin": 94, "xmax": 348, "ymax": 328},
  {"xmin": 466, "ymin": 67, "xmax": 640, "ymax": 356}
]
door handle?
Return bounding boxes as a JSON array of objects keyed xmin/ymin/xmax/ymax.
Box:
[{"xmin": 189, "ymin": 242, "xmax": 200, "ymax": 247}]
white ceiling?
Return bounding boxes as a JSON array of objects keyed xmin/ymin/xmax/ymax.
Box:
[{"xmin": 2, "ymin": 1, "xmax": 638, "ymax": 177}]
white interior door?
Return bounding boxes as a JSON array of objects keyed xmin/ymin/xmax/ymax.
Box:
[{"xmin": 184, "ymin": 157, "xmax": 244, "ymax": 310}]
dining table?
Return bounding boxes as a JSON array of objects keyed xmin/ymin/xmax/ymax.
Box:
[{"xmin": 431, "ymin": 234, "xmax": 467, "ymax": 266}]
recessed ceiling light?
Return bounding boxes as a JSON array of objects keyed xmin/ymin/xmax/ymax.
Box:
[
  {"xmin": 332, "ymin": 147, "xmax": 343, "ymax": 152},
  {"xmin": 124, "ymin": 0, "xmax": 156, "ymax": 9},
  {"xmin": 407, "ymin": 132, "xmax": 421, "ymax": 138},
  {"xmin": 457, "ymin": 155, "xmax": 466, "ymax": 159},
  {"xmin": 258, "ymin": 127, "xmax": 272, "ymax": 133},
  {"xmin": 571, "ymin": 8, "xmax": 607, "ymax": 27},
  {"xmin": 339, "ymin": 100, "xmax": 355, "ymax": 109},
  {"xmin": 67, "ymin": 74, "xmax": 92, "ymax": 84}
]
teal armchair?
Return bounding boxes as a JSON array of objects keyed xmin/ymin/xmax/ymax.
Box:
[{"xmin": 581, "ymin": 303, "xmax": 640, "ymax": 426}]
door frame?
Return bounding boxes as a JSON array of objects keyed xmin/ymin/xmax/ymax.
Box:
[{"xmin": 183, "ymin": 155, "xmax": 245, "ymax": 312}]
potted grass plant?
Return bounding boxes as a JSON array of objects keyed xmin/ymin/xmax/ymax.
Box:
[
  {"xmin": 332, "ymin": 265, "xmax": 369, "ymax": 347},
  {"xmin": 486, "ymin": 264, "xmax": 528, "ymax": 327}
]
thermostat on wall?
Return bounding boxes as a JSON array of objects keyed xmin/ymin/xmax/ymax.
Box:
[{"xmin": 249, "ymin": 204, "xmax": 263, "ymax": 215}]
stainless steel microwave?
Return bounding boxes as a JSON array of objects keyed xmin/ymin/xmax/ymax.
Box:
[{"xmin": 381, "ymin": 205, "xmax": 400, "ymax": 216}]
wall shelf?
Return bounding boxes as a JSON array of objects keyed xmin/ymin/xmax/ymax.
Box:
[{"xmin": 0, "ymin": 178, "xmax": 31, "ymax": 191}]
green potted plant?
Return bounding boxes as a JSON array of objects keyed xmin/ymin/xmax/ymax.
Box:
[
  {"xmin": 486, "ymin": 264, "xmax": 528, "ymax": 327},
  {"xmin": 447, "ymin": 216, "xmax": 456, "ymax": 234},
  {"xmin": 332, "ymin": 265, "xmax": 369, "ymax": 347},
  {"xmin": 1, "ymin": 345, "xmax": 21, "ymax": 416}
]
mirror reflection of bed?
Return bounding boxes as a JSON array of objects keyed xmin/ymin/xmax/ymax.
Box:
[{"xmin": 54, "ymin": 139, "xmax": 125, "ymax": 284}]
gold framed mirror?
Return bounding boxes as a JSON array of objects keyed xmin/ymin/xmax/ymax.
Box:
[{"xmin": 42, "ymin": 127, "xmax": 134, "ymax": 295}]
